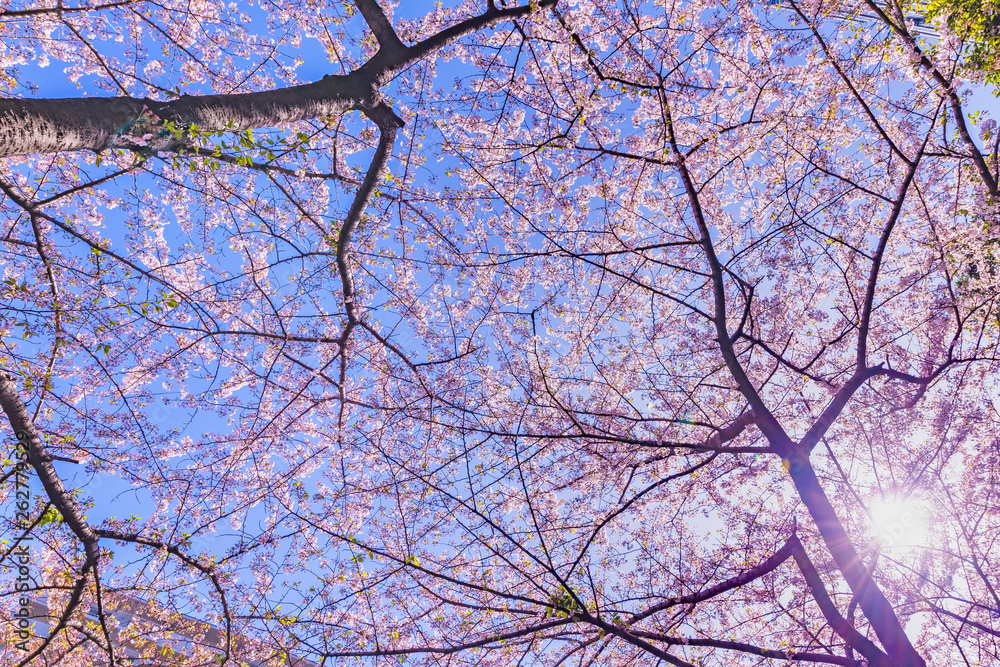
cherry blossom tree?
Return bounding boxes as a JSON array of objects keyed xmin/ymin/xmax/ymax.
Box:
[{"xmin": 1, "ymin": 0, "xmax": 998, "ymax": 666}]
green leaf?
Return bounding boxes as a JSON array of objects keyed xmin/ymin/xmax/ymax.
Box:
[{"xmin": 38, "ymin": 506, "xmax": 64, "ymax": 527}]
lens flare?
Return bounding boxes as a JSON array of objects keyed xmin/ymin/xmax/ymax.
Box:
[{"xmin": 871, "ymin": 497, "xmax": 927, "ymax": 548}]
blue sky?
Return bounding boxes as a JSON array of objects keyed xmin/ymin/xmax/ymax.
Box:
[{"xmin": 4, "ymin": 2, "xmax": 1000, "ymax": 663}]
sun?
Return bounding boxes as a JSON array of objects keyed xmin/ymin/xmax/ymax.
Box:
[{"xmin": 870, "ymin": 497, "xmax": 928, "ymax": 548}]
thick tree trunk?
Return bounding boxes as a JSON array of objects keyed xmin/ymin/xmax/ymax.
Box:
[
  {"xmin": 0, "ymin": 75, "xmax": 371, "ymax": 158},
  {"xmin": 0, "ymin": 374, "xmax": 100, "ymax": 565},
  {"xmin": 788, "ymin": 460, "xmax": 927, "ymax": 667},
  {"xmin": 0, "ymin": 0, "xmax": 554, "ymax": 159}
]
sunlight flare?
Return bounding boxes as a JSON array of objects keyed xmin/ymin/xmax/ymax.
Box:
[{"xmin": 871, "ymin": 497, "xmax": 928, "ymax": 548}]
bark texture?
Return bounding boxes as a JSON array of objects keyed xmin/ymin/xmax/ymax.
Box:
[
  {"xmin": 0, "ymin": 76, "xmax": 370, "ymax": 158},
  {"xmin": 0, "ymin": 0, "xmax": 554, "ymax": 158}
]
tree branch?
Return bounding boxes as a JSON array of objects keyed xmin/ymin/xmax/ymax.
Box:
[
  {"xmin": 788, "ymin": 534, "xmax": 891, "ymax": 666},
  {"xmin": 353, "ymin": 0, "xmax": 405, "ymax": 51},
  {"xmin": 663, "ymin": 100, "xmax": 795, "ymax": 456},
  {"xmin": 0, "ymin": 0, "xmax": 556, "ymax": 157},
  {"xmin": 785, "ymin": 474, "xmax": 924, "ymax": 666},
  {"xmin": 323, "ymin": 616, "xmax": 574, "ymax": 657},
  {"xmin": 859, "ymin": 0, "xmax": 998, "ymax": 198},
  {"xmin": 931, "ymin": 604, "xmax": 1000, "ymax": 640},
  {"xmin": 0, "ymin": 374, "xmax": 99, "ymax": 567},
  {"xmin": 0, "ymin": 373, "xmax": 103, "ymax": 667},
  {"xmin": 629, "ymin": 532, "xmax": 796, "ymax": 625},
  {"xmin": 626, "ymin": 631, "xmax": 865, "ymax": 666},
  {"xmin": 95, "ymin": 528, "xmax": 234, "ymax": 664}
]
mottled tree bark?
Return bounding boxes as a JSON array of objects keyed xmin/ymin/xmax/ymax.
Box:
[
  {"xmin": 0, "ymin": 77, "xmax": 370, "ymax": 157},
  {"xmin": 0, "ymin": 0, "xmax": 554, "ymax": 158}
]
